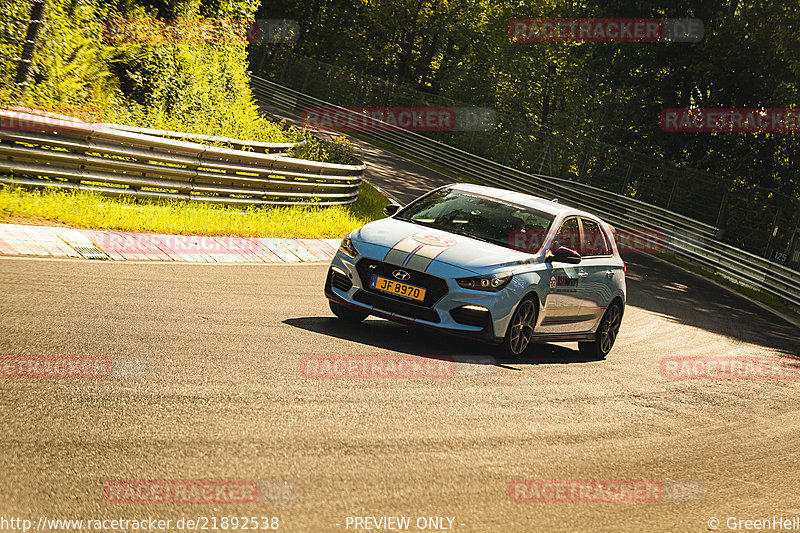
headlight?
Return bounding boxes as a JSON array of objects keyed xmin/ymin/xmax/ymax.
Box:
[
  {"xmin": 339, "ymin": 237, "xmax": 359, "ymax": 258},
  {"xmin": 456, "ymin": 272, "xmax": 513, "ymax": 292}
]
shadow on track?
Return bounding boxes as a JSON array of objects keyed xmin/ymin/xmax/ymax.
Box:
[
  {"xmin": 624, "ymin": 253, "xmax": 800, "ymax": 356},
  {"xmin": 283, "ymin": 316, "xmax": 605, "ymax": 367}
]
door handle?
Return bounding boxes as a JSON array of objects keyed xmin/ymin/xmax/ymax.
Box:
[
  {"xmin": 606, "ymin": 270, "xmax": 615, "ymax": 278},
  {"xmin": 578, "ymin": 271, "xmax": 589, "ymax": 278}
]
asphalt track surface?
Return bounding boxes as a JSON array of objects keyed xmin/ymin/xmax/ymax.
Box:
[{"xmin": 1, "ymin": 251, "xmax": 799, "ymax": 532}]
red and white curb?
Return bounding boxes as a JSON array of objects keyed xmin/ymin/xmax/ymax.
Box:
[{"xmin": 0, "ymin": 224, "xmax": 341, "ymax": 263}]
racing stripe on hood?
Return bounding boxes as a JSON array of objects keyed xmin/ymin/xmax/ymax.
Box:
[
  {"xmin": 402, "ymin": 245, "xmax": 425, "ymax": 266},
  {"xmin": 404, "ymin": 244, "xmax": 449, "ymax": 271},
  {"xmin": 383, "ymin": 236, "xmax": 421, "ymax": 266}
]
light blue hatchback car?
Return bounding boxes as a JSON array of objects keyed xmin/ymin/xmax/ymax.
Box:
[{"xmin": 325, "ymin": 183, "xmax": 626, "ymax": 357}]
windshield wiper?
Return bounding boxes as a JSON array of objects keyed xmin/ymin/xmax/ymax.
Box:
[
  {"xmin": 399, "ymin": 218, "xmax": 436, "ymax": 228},
  {"xmin": 447, "ymin": 228, "xmax": 495, "ymax": 245}
]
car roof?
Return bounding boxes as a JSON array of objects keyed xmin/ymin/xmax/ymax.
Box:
[{"xmin": 447, "ymin": 183, "xmax": 601, "ymax": 221}]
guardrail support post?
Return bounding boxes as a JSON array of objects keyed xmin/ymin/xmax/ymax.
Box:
[
  {"xmin": 350, "ymin": 74, "xmax": 363, "ymax": 107},
  {"xmin": 324, "ymin": 65, "xmax": 334, "ymax": 98},
  {"xmin": 255, "ymin": 46, "xmax": 268, "ymax": 73},
  {"xmin": 667, "ymin": 173, "xmax": 680, "ymax": 210},
  {"xmin": 620, "ymin": 163, "xmax": 633, "ymax": 195},
  {"xmin": 763, "ymin": 207, "xmax": 782, "ymax": 258},
  {"xmin": 537, "ymin": 136, "xmax": 553, "ymax": 174},
  {"xmin": 381, "ymin": 79, "xmax": 390, "ymax": 108},
  {"xmin": 715, "ymin": 190, "xmax": 729, "ymax": 230},
  {"xmin": 278, "ymin": 53, "xmax": 289, "ymax": 83},
  {"xmin": 577, "ymin": 139, "xmax": 590, "ymax": 181},
  {"xmin": 501, "ymin": 123, "xmax": 516, "ymax": 165}
]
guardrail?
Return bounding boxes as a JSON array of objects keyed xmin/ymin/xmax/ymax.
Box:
[
  {"xmin": 103, "ymin": 123, "xmax": 306, "ymax": 154},
  {"xmin": 251, "ymin": 76, "xmax": 800, "ymax": 311},
  {"xmin": 0, "ymin": 108, "xmax": 365, "ymax": 206},
  {"xmin": 6, "ymin": 106, "xmax": 304, "ymax": 154}
]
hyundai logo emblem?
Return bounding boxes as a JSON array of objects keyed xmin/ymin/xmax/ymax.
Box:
[{"xmin": 392, "ymin": 269, "xmax": 410, "ymax": 281}]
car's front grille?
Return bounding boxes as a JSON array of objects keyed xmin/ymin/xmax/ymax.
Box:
[
  {"xmin": 353, "ymin": 290, "xmax": 440, "ymax": 322},
  {"xmin": 355, "ymin": 258, "xmax": 448, "ymax": 308}
]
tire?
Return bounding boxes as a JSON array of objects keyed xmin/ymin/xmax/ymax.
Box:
[
  {"xmin": 329, "ymin": 300, "xmax": 369, "ymax": 323},
  {"xmin": 579, "ymin": 301, "xmax": 622, "ymax": 359},
  {"xmin": 502, "ymin": 296, "xmax": 538, "ymax": 357}
]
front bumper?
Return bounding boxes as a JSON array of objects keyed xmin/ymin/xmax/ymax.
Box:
[{"xmin": 324, "ymin": 252, "xmax": 521, "ymax": 344}]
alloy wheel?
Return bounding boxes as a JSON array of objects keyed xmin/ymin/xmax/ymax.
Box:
[
  {"xmin": 599, "ymin": 303, "xmax": 621, "ymax": 354},
  {"xmin": 509, "ymin": 299, "xmax": 536, "ymax": 355}
]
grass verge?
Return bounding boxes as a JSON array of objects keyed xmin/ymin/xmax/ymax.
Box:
[{"xmin": 0, "ymin": 181, "xmax": 388, "ymax": 239}]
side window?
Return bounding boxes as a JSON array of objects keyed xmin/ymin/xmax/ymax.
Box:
[
  {"xmin": 581, "ymin": 219, "xmax": 610, "ymax": 256},
  {"xmin": 550, "ymin": 218, "xmax": 581, "ymax": 252}
]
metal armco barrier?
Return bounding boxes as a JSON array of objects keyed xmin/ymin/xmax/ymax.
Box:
[
  {"xmin": 251, "ymin": 76, "xmax": 800, "ymax": 310},
  {"xmin": 0, "ymin": 108, "xmax": 365, "ymax": 206},
  {"xmin": 104, "ymin": 123, "xmax": 306, "ymax": 154}
]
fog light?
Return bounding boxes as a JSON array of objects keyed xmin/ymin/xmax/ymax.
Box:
[{"xmin": 450, "ymin": 305, "xmax": 491, "ymax": 327}]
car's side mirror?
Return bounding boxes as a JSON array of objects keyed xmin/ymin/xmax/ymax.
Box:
[
  {"xmin": 383, "ymin": 203, "xmax": 400, "ymax": 217},
  {"xmin": 547, "ymin": 246, "xmax": 582, "ymax": 264}
]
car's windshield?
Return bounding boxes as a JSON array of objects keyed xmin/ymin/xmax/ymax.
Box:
[{"xmin": 396, "ymin": 189, "xmax": 554, "ymax": 252}]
